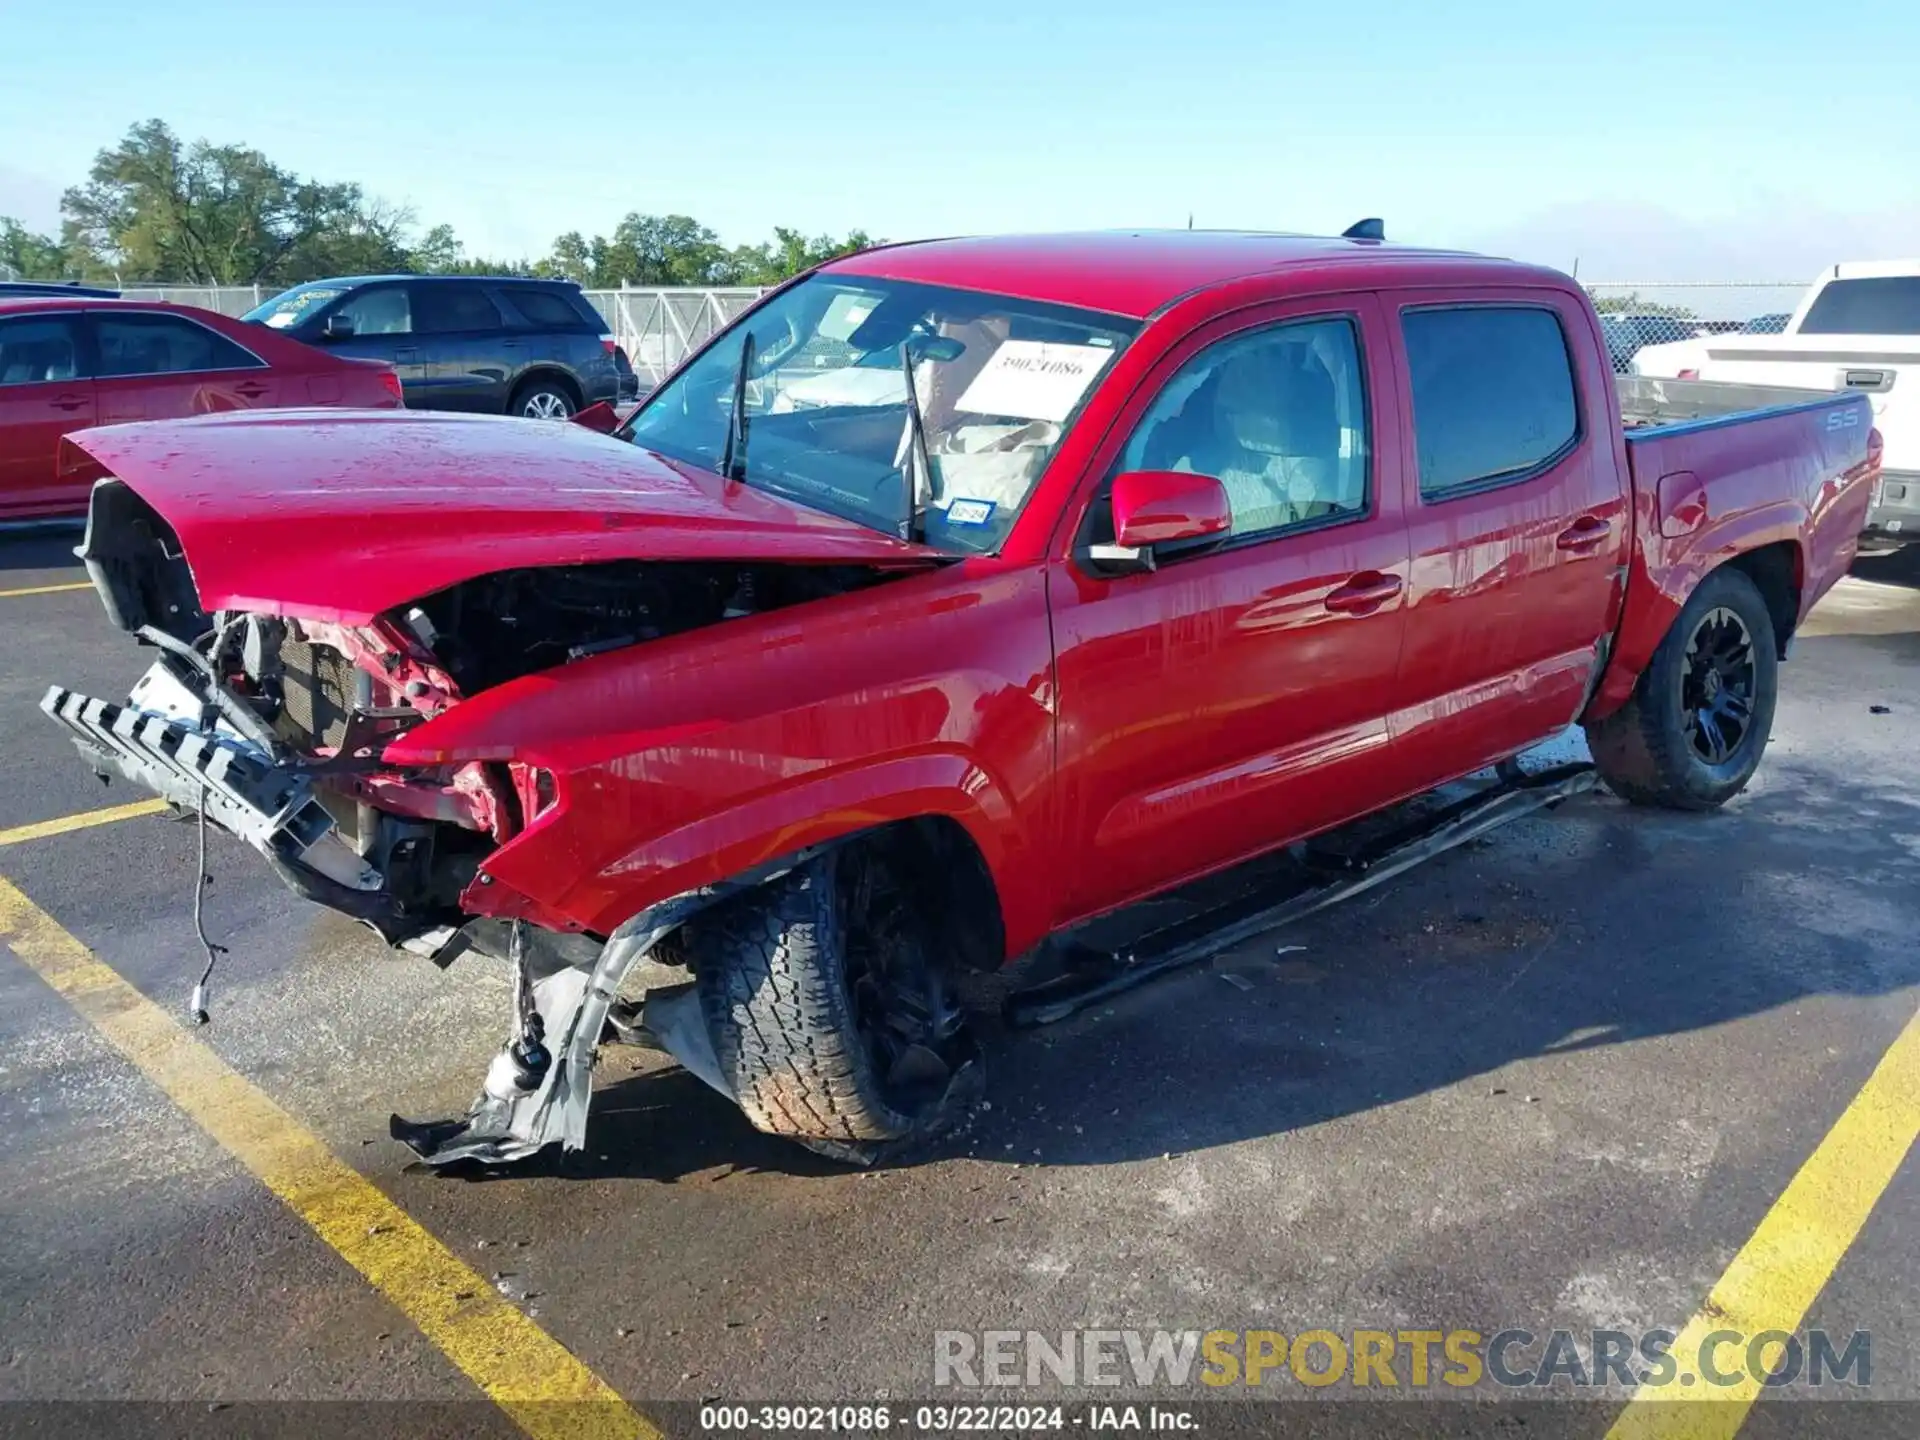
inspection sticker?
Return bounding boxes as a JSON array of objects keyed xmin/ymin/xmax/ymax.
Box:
[
  {"xmin": 944, "ymin": 499, "xmax": 997, "ymax": 526},
  {"xmin": 954, "ymin": 341, "xmax": 1115, "ymax": 422}
]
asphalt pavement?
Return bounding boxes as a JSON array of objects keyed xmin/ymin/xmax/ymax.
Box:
[{"xmin": 1, "ymin": 532, "xmax": 1915, "ymax": 1439}]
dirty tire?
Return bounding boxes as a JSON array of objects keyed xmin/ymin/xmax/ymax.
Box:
[
  {"xmin": 685, "ymin": 851, "xmax": 976, "ymax": 1165},
  {"xmin": 1584, "ymin": 565, "xmax": 1779, "ymax": 810}
]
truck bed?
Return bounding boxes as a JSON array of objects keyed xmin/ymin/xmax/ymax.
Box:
[
  {"xmin": 1586, "ymin": 377, "xmax": 1878, "ymax": 720},
  {"xmin": 1617, "ymin": 373, "xmax": 1839, "ymax": 430}
]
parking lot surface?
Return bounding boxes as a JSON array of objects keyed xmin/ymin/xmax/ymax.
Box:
[{"xmin": 1, "ymin": 531, "xmax": 1916, "ymax": 1439}]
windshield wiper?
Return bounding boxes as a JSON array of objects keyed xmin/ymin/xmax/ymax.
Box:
[
  {"xmin": 720, "ymin": 331, "xmax": 755, "ymax": 482},
  {"xmin": 898, "ymin": 339, "xmax": 935, "ymax": 543}
]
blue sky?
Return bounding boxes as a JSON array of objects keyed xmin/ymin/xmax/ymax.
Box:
[{"xmin": 2, "ymin": 0, "xmax": 1915, "ymax": 281}]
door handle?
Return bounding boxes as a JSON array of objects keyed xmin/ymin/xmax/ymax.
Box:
[
  {"xmin": 234, "ymin": 382, "xmax": 269, "ymax": 399},
  {"xmin": 1324, "ymin": 572, "xmax": 1404, "ymax": 614},
  {"xmin": 49, "ymin": 394, "xmax": 89, "ymax": 412},
  {"xmin": 1556, "ymin": 517, "xmax": 1612, "ymax": 552}
]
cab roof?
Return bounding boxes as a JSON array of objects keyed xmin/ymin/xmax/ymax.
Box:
[{"xmin": 825, "ymin": 229, "xmax": 1554, "ymax": 320}]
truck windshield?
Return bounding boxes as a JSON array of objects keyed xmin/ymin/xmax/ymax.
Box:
[
  {"xmin": 622, "ymin": 274, "xmax": 1140, "ymax": 554},
  {"xmin": 1799, "ymin": 277, "xmax": 1920, "ymax": 335}
]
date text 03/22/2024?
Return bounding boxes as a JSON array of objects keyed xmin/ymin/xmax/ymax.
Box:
[{"xmin": 698, "ymin": 1403, "xmax": 1196, "ymax": 1432}]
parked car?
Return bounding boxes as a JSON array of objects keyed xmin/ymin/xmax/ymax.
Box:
[
  {"xmin": 0, "ymin": 296, "xmax": 401, "ymax": 523},
  {"xmin": 241, "ymin": 275, "xmax": 620, "ymax": 421},
  {"xmin": 1631, "ymin": 260, "xmax": 1919, "ymax": 550},
  {"xmin": 613, "ymin": 342, "xmax": 641, "ymax": 403},
  {"xmin": 44, "ymin": 230, "xmax": 1879, "ymax": 1166}
]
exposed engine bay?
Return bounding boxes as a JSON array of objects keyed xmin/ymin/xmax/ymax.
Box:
[{"xmin": 52, "ymin": 479, "xmax": 909, "ymax": 955}]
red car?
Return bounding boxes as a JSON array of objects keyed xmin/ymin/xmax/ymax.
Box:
[
  {"xmin": 44, "ymin": 230, "xmax": 1879, "ymax": 1166},
  {"xmin": 0, "ymin": 296, "xmax": 401, "ymax": 523}
]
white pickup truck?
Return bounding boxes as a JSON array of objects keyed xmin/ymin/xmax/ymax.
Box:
[{"xmin": 1632, "ymin": 260, "xmax": 1916, "ymax": 550}]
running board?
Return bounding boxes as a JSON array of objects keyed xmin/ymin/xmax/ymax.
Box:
[{"xmin": 1004, "ymin": 762, "xmax": 1598, "ymax": 1029}]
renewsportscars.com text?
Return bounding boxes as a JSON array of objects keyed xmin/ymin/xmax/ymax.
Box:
[{"xmin": 933, "ymin": 1328, "xmax": 1871, "ymax": 1391}]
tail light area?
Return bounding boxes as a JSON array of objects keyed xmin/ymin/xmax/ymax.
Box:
[
  {"xmin": 599, "ymin": 332, "xmax": 617, "ymax": 355},
  {"xmin": 378, "ymin": 368, "xmax": 404, "ymax": 403}
]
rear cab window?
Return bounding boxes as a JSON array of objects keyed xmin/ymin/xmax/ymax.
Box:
[
  {"xmin": 1798, "ymin": 277, "xmax": 1920, "ymax": 335},
  {"xmin": 1402, "ymin": 306, "xmax": 1579, "ymax": 498}
]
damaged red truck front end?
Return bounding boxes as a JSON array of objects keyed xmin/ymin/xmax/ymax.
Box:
[{"xmin": 49, "ymin": 408, "xmax": 948, "ymax": 947}]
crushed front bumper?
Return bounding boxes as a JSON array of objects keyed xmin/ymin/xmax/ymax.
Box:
[{"xmin": 41, "ymin": 659, "xmax": 384, "ymax": 901}]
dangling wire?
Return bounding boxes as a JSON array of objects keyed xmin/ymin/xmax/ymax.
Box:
[{"xmin": 187, "ymin": 786, "xmax": 228, "ymax": 1025}]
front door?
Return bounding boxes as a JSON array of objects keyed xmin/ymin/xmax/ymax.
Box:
[
  {"xmin": 0, "ymin": 313, "xmax": 93, "ymax": 519},
  {"xmin": 1048, "ymin": 293, "xmax": 1415, "ymax": 921},
  {"xmin": 1382, "ymin": 292, "xmax": 1631, "ymax": 780},
  {"xmin": 313, "ymin": 284, "xmax": 426, "ymax": 402}
]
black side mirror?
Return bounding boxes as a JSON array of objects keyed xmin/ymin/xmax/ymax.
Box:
[{"xmin": 322, "ymin": 313, "xmax": 357, "ymax": 340}]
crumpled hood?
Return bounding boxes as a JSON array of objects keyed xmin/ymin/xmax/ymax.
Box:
[{"xmin": 63, "ymin": 408, "xmax": 941, "ymax": 624}]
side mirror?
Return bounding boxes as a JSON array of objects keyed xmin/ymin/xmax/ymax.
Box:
[
  {"xmin": 571, "ymin": 400, "xmax": 620, "ymax": 434},
  {"xmin": 1088, "ymin": 469, "xmax": 1231, "ymax": 572},
  {"xmin": 322, "ymin": 312, "xmax": 357, "ymax": 340}
]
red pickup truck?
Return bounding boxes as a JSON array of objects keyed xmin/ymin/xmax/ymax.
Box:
[{"xmin": 44, "ymin": 230, "xmax": 1880, "ymax": 1165}]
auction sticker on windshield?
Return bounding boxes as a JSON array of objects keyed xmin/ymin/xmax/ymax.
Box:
[{"xmin": 955, "ymin": 341, "xmax": 1116, "ymax": 423}]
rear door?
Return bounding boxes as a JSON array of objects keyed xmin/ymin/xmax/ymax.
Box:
[
  {"xmin": 0, "ymin": 313, "xmax": 93, "ymax": 519},
  {"xmin": 409, "ymin": 282, "xmax": 510, "ymax": 411},
  {"xmin": 498, "ymin": 283, "xmax": 611, "ymax": 408},
  {"xmin": 89, "ymin": 310, "xmax": 277, "ymax": 425},
  {"xmin": 1049, "ymin": 292, "xmax": 1415, "ymax": 919},
  {"xmin": 1384, "ymin": 291, "xmax": 1630, "ymax": 781}
]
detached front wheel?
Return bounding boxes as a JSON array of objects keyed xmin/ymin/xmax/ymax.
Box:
[
  {"xmin": 1585, "ymin": 566, "xmax": 1779, "ymax": 810},
  {"xmin": 683, "ymin": 846, "xmax": 979, "ymax": 1164}
]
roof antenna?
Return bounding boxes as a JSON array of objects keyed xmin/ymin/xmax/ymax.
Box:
[
  {"xmin": 1187, "ymin": 213, "xmax": 1193, "ymax": 230},
  {"xmin": 1341, "ymin": 218, "xmax": 1385, "ymax": 241}
]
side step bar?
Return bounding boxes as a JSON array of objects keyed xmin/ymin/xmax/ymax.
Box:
[{"xmin": 1005, "ymin": 761, "xmax": 1599, "ymax": 1028}]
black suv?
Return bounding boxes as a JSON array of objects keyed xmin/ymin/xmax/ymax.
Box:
[{"xmin": 242, "ymin": 275, "xmax": 619, "ymax": 418}]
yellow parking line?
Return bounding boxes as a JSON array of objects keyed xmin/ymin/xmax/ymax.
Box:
[
  {"xmin": 0, "ymin": 875, "xmax": 662, "ymax": 1440},
  {"xmin": 0, "ymin": 798, "xmax": 170, "ymax": 848},
  {"xmin": 1606, "ymin": 1004, "xmax": 1920, "ymax": 1440},
  {"xmin": 0, "ymin": 580, "xmax": 92, "ymax": 599}
]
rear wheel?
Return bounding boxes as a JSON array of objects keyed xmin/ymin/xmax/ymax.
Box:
[
  {"xmin": 509, "ymin": 377, "xmax": 577, "ymax": 420},
  {"xmin": 1585, "ymin": 566, "xmax": 1779, "ymax": 810},
  {"xmin": 683, "ymin": 846, "xmax": 979, "ymax": 1164}
]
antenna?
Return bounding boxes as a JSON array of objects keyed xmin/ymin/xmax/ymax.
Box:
[
  {"xmin": 1341, "ymin": 218, "xmax": 1385, "ymax": 242},
  {"xmin": 1187, "ymin": 213, "xmax": 1193, "ymax": 231}
]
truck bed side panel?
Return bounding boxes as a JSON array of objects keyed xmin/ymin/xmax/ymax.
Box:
[{"xmin": 1587, "ymin": 391, "xmax": 1876, "ymax": 719}]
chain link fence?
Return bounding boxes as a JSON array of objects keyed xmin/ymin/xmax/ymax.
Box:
[
  {"xmin": 114, "ymin": 284, "xmax": 273, "ymax": 315},
  {"xmin": 1582, "ymin": 282, "xmax": 1807, "ymax": 375},
  {"xmin": 580, "ymin": 287, "xmax": 765, "ymax": 385}
]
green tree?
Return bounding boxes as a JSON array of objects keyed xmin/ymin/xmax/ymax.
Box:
[
  {"xmin": 61, "ymin": 119, "xmax": 417, "ymax": 285},
  {"xmin": 542, "ymin": 216, "xmax": 875, "ymax": 288},
  {"xmin": 1592, "ymin": 291, "xmax": 1697, "ymax": 321},
  {"xmin": 0, "ymin": 217, "xmax": 71, "ymax": 279}
]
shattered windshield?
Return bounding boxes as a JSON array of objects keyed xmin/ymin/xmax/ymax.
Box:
[{"xmin": 622, "ymin": 274, "xmax": 1140, "ymax": 554}]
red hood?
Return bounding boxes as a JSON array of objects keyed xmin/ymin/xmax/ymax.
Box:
[{"xmin": 63, "ymin": 409, "xmax": 942, "ymax": 623}]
